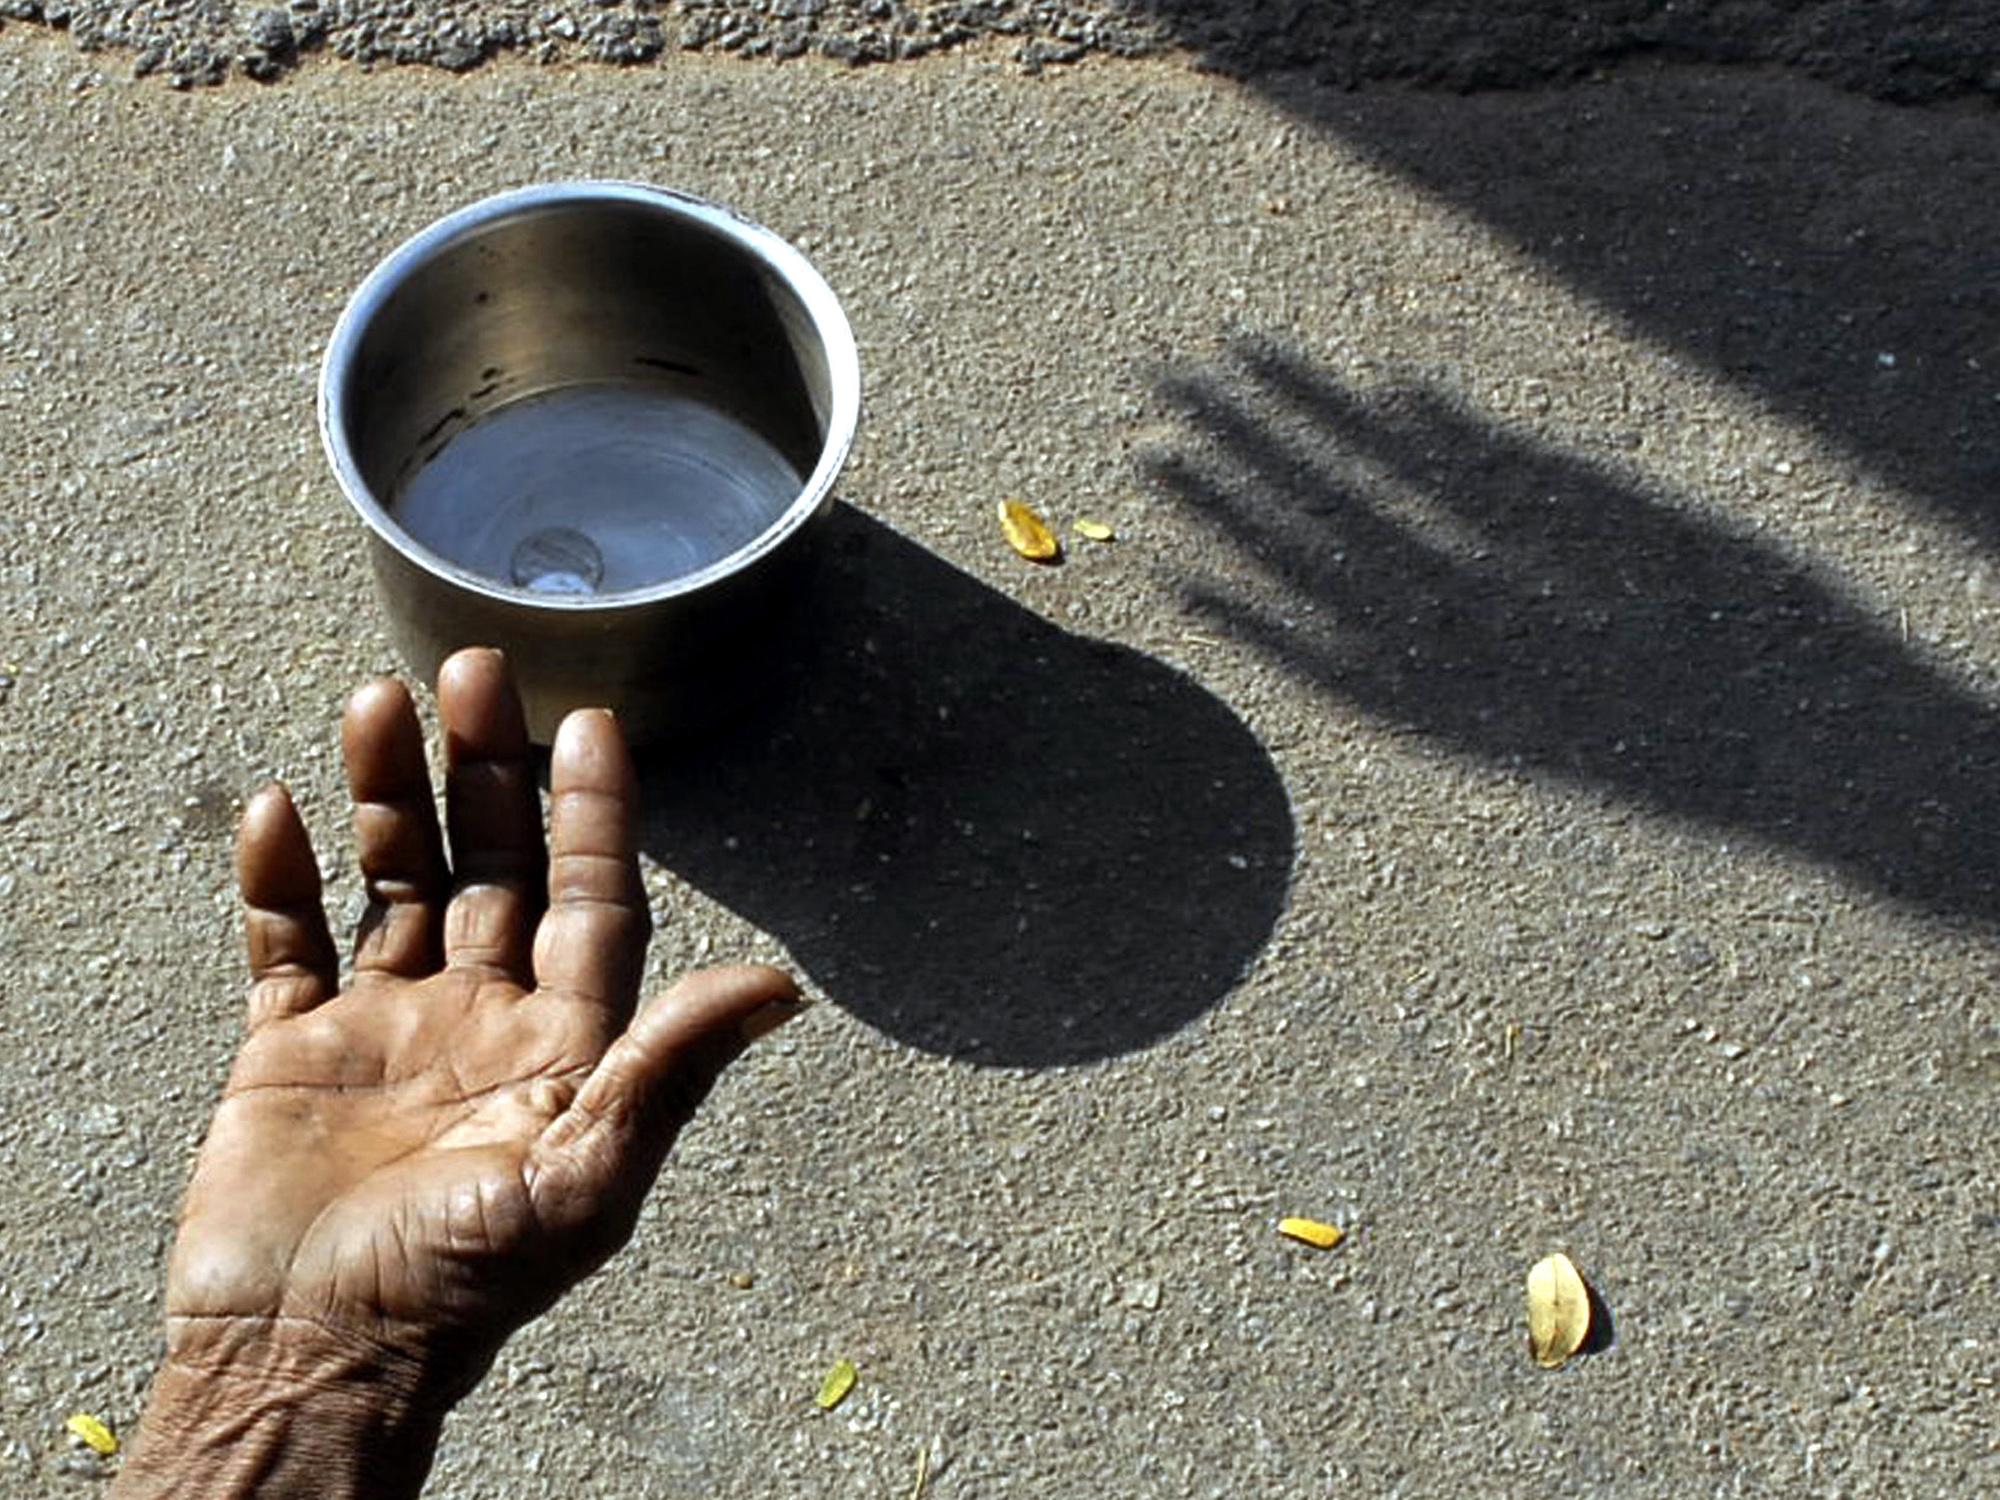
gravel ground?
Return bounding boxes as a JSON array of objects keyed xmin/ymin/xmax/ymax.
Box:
[
  {"xmin": 3, "ymin": 21, "xmax": 1999, "ymax": 1500},
  {"xmin": 3, "ymin": 0, "xmax": 1999, "ymax": 99}
]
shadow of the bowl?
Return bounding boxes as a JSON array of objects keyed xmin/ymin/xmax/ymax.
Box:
[{"xmin": 633, "ymin": 504, "xmax": 1295, "ymax": 1069}]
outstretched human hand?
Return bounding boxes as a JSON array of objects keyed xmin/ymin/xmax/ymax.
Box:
[{"xmin": 113, "ymin": 648, "xmax": 801, "ymax": 1499}]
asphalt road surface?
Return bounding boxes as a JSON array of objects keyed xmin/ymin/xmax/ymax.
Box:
[{"xmin": 1, "ymin": 9, "xmax": 1997, "ymax": 1498}]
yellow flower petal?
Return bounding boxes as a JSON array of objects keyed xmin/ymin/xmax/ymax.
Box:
[
  {"xmin": 998, "ymin": 499, "xmax": 1061, "ymax": 562},
  {"xmin": 1526, "ymin": 1252, "xmax": 1593, "ymax": 1369},
  {"xmin": 1072, "ymin": 517, "xmax": 1116, "ymax": 542},
  {"xmin": 65, "ymin": 1413, "xmax": 118, "ymax": 1456},
  {"xmin": 1277, "ymin": 1216, "xmax": 1345, "ymax": 1250},
  {"xmin": 815, "ymin": 1358, "xmax": 858, "ymax": 1410}
]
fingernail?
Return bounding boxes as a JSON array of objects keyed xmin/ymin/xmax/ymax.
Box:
[{"xmin": 740, "ymin": 996, "xmax": 810, "ymax": 1045}]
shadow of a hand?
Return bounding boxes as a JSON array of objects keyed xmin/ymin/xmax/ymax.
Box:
[{"xmin": 1151, "ymin": 342, "xmax": 2000, "ymax": 923}]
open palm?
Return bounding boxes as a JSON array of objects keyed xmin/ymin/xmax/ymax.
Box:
[{"xmin": 163, "ymin": 649, "xmax": 798, "ymax": 1402}]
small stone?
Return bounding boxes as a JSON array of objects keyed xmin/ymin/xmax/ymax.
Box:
[
  {"xmin": 1120, "ymin": 1278, "xmax": 1161, "ymax": 1310},
  {"xmin": 247, "ymin": 8, "xmax": 294, "ymax": 53},
  {"xmin": 729, "ymin": 1271, "xmax": 755, "ymax": 1290},
  {"xmin": 74, "ymin": 1104, "xmax": 124, "ymax": 1138}
]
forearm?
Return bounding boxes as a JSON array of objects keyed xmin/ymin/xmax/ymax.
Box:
[{"xmin": 111, "ymin": 1327, "xmax": 448, "ymax": 1500}]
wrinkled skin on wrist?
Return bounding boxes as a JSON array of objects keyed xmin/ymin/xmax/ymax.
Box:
[
  {"xmin": 112, "ymin": 650, "xmax": 798, "ymax": 1498},
  {"xmin": 115, "ymin": 1329, "xmax": 443, "ymax": 1499}
]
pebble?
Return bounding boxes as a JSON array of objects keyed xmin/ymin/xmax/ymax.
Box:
[
  {"xmin": 1119, "ymin": 1278, "xmax": 1162, "ymax": 1311},
  {"xmin": 72, "ymin": 1105, "xmax": 124, "ymax": 1139}
]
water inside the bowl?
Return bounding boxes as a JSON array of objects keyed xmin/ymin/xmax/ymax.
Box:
[{"xmin": 391, "ymin": 383, "xmax": 806, "ymax": 597}]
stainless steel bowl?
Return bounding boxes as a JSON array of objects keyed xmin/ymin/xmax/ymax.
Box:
[{"xmin": 319, "ymin": 181, "xmax": 860, "ymax": 743}]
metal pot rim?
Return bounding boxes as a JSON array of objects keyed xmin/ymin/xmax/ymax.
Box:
[{"xmin": 317, "ymin": 179, "xmax": 861, "ymax": 612}]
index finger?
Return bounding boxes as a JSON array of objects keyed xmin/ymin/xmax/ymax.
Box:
[{"xmin": 531, "ymin": 707, "xmax": 650, "ymax": 1024}]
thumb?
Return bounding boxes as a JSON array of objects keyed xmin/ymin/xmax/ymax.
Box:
[{"xmin": 527, "ymin": 964, "xmax": 803, "ymax": 1260}]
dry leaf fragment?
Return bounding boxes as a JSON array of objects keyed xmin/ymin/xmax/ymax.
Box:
[
  {"xmin": 1277, "ymin": 1216, "xmax": 1345, "ymax": 1250},
  {"xmin": 1525, "ymin": 1252, "xmax": 1593, "ymax": 1368},
  {"xmin": 998, "ymin": 499, "xmax": 1061, "ymax": 562},
  {"xmin": 815, "ymin": 1358, "xmax": 858, "ymax": 1410},
  {"xmin": 65, "ymin": 1413, "xmax": 118, "ymax": 1455},
  {"xmin": 1072, "ymin": 517, "xmax": 1116, "ymax": 542}
]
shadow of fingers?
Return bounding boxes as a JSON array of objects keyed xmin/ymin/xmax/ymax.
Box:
[{"xmin": 1150, "ymin": 342, "xmax": 2000, "ymax": 926}]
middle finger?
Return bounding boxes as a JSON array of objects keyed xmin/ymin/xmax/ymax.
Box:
[{"xmin": 438, "ymin": 647, "xmax": 545, "ymax": 985}]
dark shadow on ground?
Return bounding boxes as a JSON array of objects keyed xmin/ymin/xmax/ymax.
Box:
[
  {"xmin": 1149, "ymin": 341, "xmax": 2000, "ymax": 926},
  {"xmin": 1581, "ymin": 1278, "xmax": 1617, "ymax": 1356},
  {"xmin": 1121, "ymin": 5, "xmax": 2000, "ymax": 551},
  {"xmin": 633, "ymin": 504, "xmax": 1294, "ymax": 1068},
  {"xmin": 1334, "ymin": 78, "xmax": 1995, "ymax": 547},
  {"xmin": 1128, "ymin": 8, "xmax": 2000, "ymax": 548},
  {"xmin": 1115, "ymin": 1, "xmax": 2000, "ymax": 103},
  {"xmin": 1106, "ymin": 9, "xmax": 2000, "ymax": 924}
]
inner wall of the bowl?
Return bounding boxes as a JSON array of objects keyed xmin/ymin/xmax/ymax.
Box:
[{"xmin": 341, "ymin": 199, "xmax": 832, "ymax": 597}]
